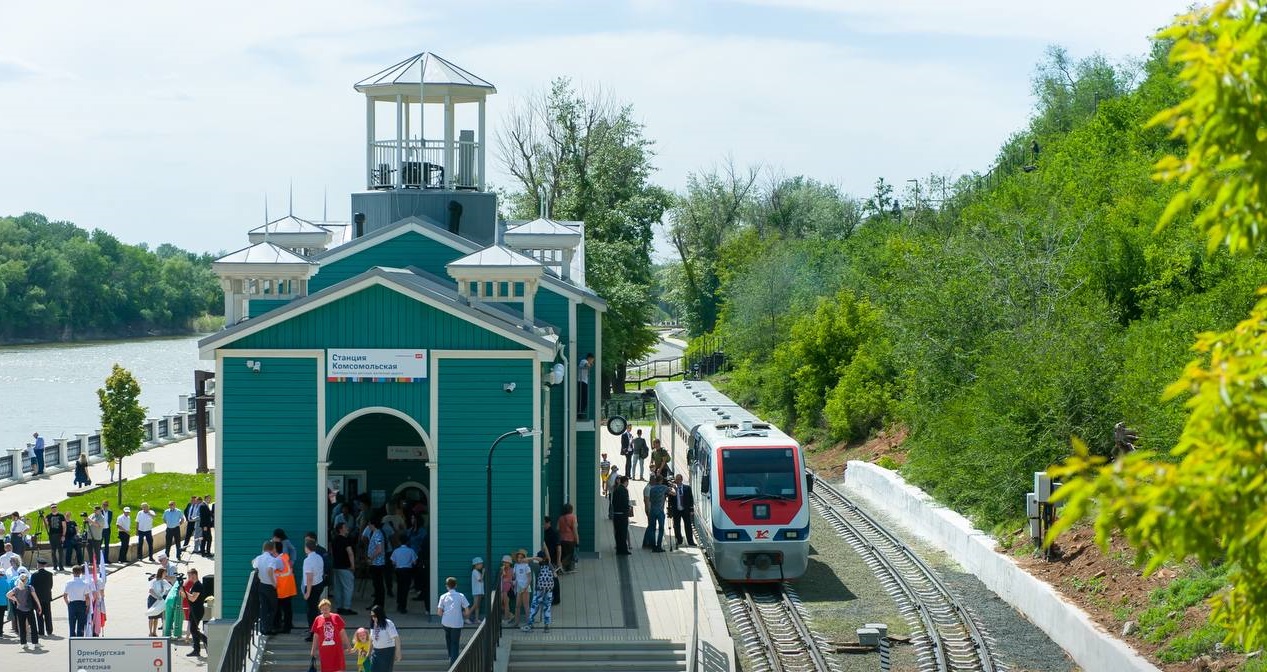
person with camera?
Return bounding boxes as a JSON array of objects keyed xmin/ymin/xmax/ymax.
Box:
[
  {"xmin": 64, "ymin": 515, "xmax": 85, "ymax": 567},
  {"xmin": 85, "ymin": 506, "xmax": 106, "ymax": 562},
  {"xmin": 44, "ymin": 506, "xmax": 66, "ymax": 571},
  {"xmin": 182, "ymin": 567, "xmax": 207, "ymax": 657}
]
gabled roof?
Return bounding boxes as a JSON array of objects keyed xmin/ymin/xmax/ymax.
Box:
[
  {"xmin": 249, "ymin": 215, "xmax": 329, "ymax": 236},
  {"xmin": 314, "ymin": 215, "xmax": 458, "ymax": 264},
  {"xmin": 447, "ymin": 245, "xmax": 544, "ymax": 270},
  {"xmin": 213, "ymin": 242, "xmax": 313, "ymax": 265},
  {"xmin": 315, "ymin": 216, "xmax": 605, "ymax": 310},
  {"xmin": 198, "ymin": 266, "xmax": 557, "ymax": 359}
]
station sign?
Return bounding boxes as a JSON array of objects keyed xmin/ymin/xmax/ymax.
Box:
[
  {"xmin": 70, "ymin": 637, "xmax": 171, "ymax": 672},
  {"xmin": 327, "ymin": 349, "xmax": 428, "ymax": 382}
]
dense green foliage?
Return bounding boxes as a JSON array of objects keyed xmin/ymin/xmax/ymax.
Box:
[
  {"xmin": 0, "ymin": 212, "xmax": 222, "ymax": 342},
  {"xmin": 497, "ymin": 78, "xmax": 671, "ymax": 391},
  {"xmin": 1051, "ymin": 0, "xmax": 1267, "ymax": 648},
  {"xmin": 666, "ymin": 28, "xmax": 1266, "ymax": 529}
]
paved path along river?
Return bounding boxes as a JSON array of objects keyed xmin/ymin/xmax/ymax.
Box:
[{"xmin": 0, "ymin": 435, "xmax": 218, "ymax": 672}]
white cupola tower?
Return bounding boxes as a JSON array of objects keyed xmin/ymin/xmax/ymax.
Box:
[
  {"xmin": 212, "ymin": 243, "xmax": 317, "ymax": 326},
  {"xmin": 354, "ymin": 52, "xmax": 495, "ymax": 192},
  {"xmin": 446, "ymin": 246, "xmax": 544, "ymax": 327},
  {"xmin": 248, "ymin": 215, "xmax": 334, "ymax": 257},
  {"xmin": 503, "ymin": 218, "xmax": 584, "ymax": 282}
]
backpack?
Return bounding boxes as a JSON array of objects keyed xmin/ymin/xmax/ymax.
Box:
[{"xmin": 635, "ymin": 438, "xmax": 649, "ymax": 459}]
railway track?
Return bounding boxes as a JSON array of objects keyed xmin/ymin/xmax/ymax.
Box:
[
  {"xmin": 724, "ymin": 582, "xmax": 839, "ymax": 672},
  {"xmin": 811, "ymin": 477, "xmax": 1002, "ymax": 672}
]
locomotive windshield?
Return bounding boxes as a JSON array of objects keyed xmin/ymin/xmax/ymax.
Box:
[{"xmin": 721, "ymin": 448, "xmax": 798, "ymax": 500}]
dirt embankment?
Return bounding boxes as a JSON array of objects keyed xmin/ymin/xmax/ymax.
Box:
[{"xmin": 804, "ymin": 427, "xmax": 1251, "ymax": 672}]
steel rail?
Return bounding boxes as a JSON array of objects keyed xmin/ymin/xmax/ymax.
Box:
[
  {"xmin": 725, "ymin": 582, "xmax": 837, "ymax": 672},
  {"xmin": 811, "ymin": 476, "xmax": 999, "ymax": 672}
]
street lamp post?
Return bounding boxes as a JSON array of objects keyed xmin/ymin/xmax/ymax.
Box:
[{"xmin": 485, "ymin": 426, "xmax": 540, "ymax": 658}]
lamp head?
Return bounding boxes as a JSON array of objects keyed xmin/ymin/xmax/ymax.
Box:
[{"xmin": 515, "ymin": 427, "xmax": 541, "ymax": 437}]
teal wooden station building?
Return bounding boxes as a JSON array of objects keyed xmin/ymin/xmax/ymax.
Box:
[{"xmin": 199, "ymin": 52, "xmax": 606, "ymax": 617}]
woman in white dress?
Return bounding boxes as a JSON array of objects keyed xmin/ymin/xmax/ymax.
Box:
[{"xmin": 147, "ymin": 567, "xmax": 173, "ymax": 637}]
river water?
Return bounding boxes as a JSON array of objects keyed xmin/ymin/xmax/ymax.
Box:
[{"xmin": 0, "ymin": 335, "xmax": 210, "ymax": 452}]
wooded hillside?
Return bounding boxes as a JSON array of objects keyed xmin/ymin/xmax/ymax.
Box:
[
  {"xmin": 0, "ymin": 212, "xmax": 222, "ymax": 343},
  {"xmin": 664, "ymin": 41, "xmax": 1267, "ymax": 528}
]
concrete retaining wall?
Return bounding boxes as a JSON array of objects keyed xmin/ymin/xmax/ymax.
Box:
[{"xmin": 843, "ymin": 460, "xmax": 1159, "ymax": 672}]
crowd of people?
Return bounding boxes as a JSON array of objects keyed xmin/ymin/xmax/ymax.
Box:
[
  {"xmin": 253, "ymin": 492, "xmax": 582, "ymax": 671},
  {"xmin": 0, "ymin": 493, "xmax": 216, "ymax": 656},
  {"xmin": 604, "ymin": 428, "xmax": 697, "ymax": 555}
]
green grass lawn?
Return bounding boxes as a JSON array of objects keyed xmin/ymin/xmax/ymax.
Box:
[{"xmin": 18, "ymin": 472, "xmax": 214, "ymax": 528}]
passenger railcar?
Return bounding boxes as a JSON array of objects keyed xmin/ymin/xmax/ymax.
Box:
[{"xmin": 654, "ymin": 381, "xmax": 810, "ymax": 582}]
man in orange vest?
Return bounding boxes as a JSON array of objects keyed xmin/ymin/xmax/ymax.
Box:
[{"xmin": 274, "ymin": 541, "xmax": 298, "ymax": 634}]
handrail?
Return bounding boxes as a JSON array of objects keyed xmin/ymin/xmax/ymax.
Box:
[
  {"xmin": 687, "ymin": 579, "xmax": 700, "ymax": 672},
  {"xmin": 216, "ymin": 571, "xmax": 261, "ymax": 672},
  {"xmin": 448, "ymin": 586, "xmax": 501, "ymax": 672}
]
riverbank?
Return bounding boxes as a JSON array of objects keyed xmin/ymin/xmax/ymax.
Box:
[{"xmin": 0, "ymin": 327, "xmax": 215, "ymax": 347}]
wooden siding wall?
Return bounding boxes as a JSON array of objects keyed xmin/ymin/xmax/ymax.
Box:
[
  {"xmin": 249, "ymin": 298, "xmax": 292, "ymax": 317},
  {"xmin": 326, "ymin": 381, "xmax": 429, "ymax": 436},
  {"xmin": 535, "ymin": 288, "xmax": 571, "ymax": 521},
  {"xmin": 435, "ymin": 358, "xmax": 534, "ymax": 597},
  {"xmin": 308, "ymin": 231, "xmax": 467, "ymax": 294},
  {"xmin": 219, "ymin": 355, "xmax": 319, "ymax": 615},
  {"xmin": 230, "ymin": 285, "xmax": 522, "ymax": 352},
  {"xmin": 576, "ymin": 304, "xmax": 598, "ymax": 552}
]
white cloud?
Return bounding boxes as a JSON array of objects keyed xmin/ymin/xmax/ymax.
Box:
[
  {"xmin": 733, "ymin": 0, "xmax": 1188, "ymax": 57},
  {"xmin": 0, "ymin": 1, "xmax": 1191, "ymax": 252}
]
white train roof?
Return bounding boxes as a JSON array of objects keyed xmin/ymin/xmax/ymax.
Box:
[{"xmin": 655, "ymin": 381, "xmax": 796, "ymax": 445}]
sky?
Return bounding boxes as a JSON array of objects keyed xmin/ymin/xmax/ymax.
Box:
[{"xmin": 0, "ymin": 0, "xmax": 1193, "ymax": 256}]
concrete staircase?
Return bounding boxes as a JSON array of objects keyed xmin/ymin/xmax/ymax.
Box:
[
  {"xmin": 507, "ymin": 639, "xmax": 688, "ymax": 672},
  {"xmin": 259, "ymin": 631, "xmax": 463, "ymax": 672}
]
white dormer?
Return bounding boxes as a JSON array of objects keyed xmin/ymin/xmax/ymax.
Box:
[
  {"xmin": 248, "ymin": 215, "xmax": 334, "ymax": 257},
  {"xmin": 502, "ymin": 217, "xmax": 583, "ymax": 282},
  {"xmin": 445, "ymin": 245, "xmax": 544, "ymax": 326},
  {"xmin": 212, "ymin": 243, "xmax": 317, "ymax": 325}
]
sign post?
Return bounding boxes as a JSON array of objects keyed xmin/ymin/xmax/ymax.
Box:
[{"xmin": 70, "ymin": 637, "xmax": 171, "ymax": 672}]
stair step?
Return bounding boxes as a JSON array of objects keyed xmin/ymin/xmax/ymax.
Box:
[
  {"xmin": 513, "ymin": 650, "xmax": 685, "ymax": 661},
  {"xmin": 511, "ymin": 640, "xmax": 683, "ymax": 651},
  {"xmin": 508, "ymin": 663, "xmax": 687, "ymax": 672}
]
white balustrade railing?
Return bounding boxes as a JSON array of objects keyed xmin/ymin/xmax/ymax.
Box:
[
  {"xmin": 368, "ymin": 139, "xmax": 481, "ymax": 190},
  {"xmin": 3, "ymin": 394, "xmax": 213, "ymax": 482}
]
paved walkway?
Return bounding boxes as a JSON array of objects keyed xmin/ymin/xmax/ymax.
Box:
[{"xmin": 1, "ymin": 435, "xmax": 218, "ymax": 672}]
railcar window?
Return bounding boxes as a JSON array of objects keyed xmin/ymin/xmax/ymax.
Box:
[{"xmin": 721, "ymin": 448, "xmax": 797, "ymax": 499}]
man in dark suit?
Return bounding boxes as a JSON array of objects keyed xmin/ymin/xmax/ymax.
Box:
[
  {"xmin": 31, "ymin": 557, "xmax": 55, "ymax": 636},
  {"xmin": 197, "ymin": 496, "xmax": 214, "ymax": 556},
  {"xmin": 611, "ymin": 477, "xmax": 631, "ymax": 555},
  {"xmin": 620, "ymin": 428, "xmax": 634, "ymax": 476},
  {"xmin": 668, "ymin": 474, "xmax": 696, "ymax": 547}
]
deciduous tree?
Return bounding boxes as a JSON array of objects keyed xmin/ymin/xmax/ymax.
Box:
[{"xmin": 98, "ymin": 364, "xmax": 147, "ymax": 507}]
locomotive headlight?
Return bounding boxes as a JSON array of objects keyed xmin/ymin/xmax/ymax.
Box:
[
  {"xmin": 785, "ymin": 530, "xmax": 799, "ymax": 539},
  {"xmin": 725, "ymin": 531, "xmax": 740, "ymax": 540}
]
